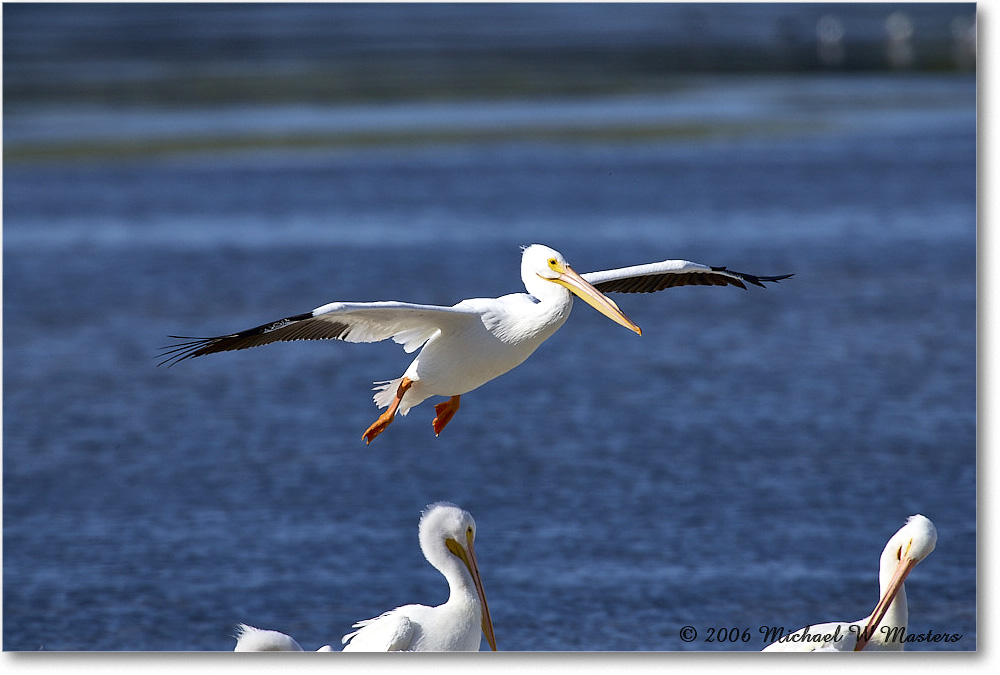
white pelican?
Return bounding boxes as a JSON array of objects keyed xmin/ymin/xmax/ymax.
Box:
[
  {"xmin": 233, "ymin": 624, "xmax": 332, "ymax": 651},
  {"xmin": 762, "ymin": 514, "xmax": 937, "ymax": 652},
  {"xmin": 233, "ymin": 502, "xmax": 497, "ymax": 652},
  {"xmin": 160, "ymin": 244, "xmax": 791, "ymax": 443}
]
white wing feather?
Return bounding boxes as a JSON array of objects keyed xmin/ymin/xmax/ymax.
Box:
[
  {"xmin": 341, "ymin": 610, "xmax": 415, "ymax": 652},
  {"xmin": 582, "ymin": 260, "xmax": 711, "ymax": 285},
  {"xmin": 308, "ymin": 301, "xmax": 481, "ymax": 345}
]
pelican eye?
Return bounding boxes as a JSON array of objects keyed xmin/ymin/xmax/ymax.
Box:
[
  {"xmin": 547, "ymin": 258, "xmax": 559, "ymax": 268},
  {"xmin": 896, "ymin": 546, "xmax": 903, "ymax": 561}
]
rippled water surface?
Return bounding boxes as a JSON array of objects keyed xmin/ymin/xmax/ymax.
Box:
[{"xmin": 3, "ymin": 6, "xmax": 976, "ymax": 653}]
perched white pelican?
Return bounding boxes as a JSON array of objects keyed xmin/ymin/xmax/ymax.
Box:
[
  {"xmin": 762, "ymin": 514, "xmax": 937, "ymax": 652},
  {"xmin": 341, "ymin": 501, "xmax": 496, "ymax": 651},
  {"xmin": 232, "ymin": 502, "xmax": 497, "ymax": 652},
  {"xmin": 160, "ymin": 244, "xmax": 790, "ymax": 443}
]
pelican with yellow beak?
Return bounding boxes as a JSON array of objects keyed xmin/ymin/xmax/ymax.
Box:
[
  {"xmin": 763, "ymin": 514, "xmax": 937, "ymax": 651},
  {"xmin": 234, "ymin": 502, "xmax": 497, "ymax": 652},
  {"xmin": 160, "ymin": 244, "xmax": 790, "ymax": 443},
  {"xmin": 341, "ymin": 502, "xmax": 496, "ymax": 651}
]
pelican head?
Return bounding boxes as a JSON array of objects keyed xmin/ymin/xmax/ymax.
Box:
[
  {"xmin": 855, "ymin": 514, "xmax": 937, "ymax": 650},
  {"xmin": 884, "ymin": 514, "xmax": 938, "ymax": 567},
  {"xmin": 419, "ymin": 502, "xmax": 497, "ymax": 651},
  {"xmin": 520, "ymin": 244, "xmax": 641, "ymax": 335}
]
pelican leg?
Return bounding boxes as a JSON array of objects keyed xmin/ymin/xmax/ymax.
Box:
[
  {"xmin": 432, "ymin": 396, "xmax": 461, "ymax": 436},
  {"xmin": 363, "ymin": 377, "xmax": 413, "ymax": 444}
]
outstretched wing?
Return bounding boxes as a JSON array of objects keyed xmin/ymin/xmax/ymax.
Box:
[
  {"xmin": 582, "ymin": 260, "xmax": 792, "ymax": 293},
  {"xmin": 158, "ymin": 300, "xmax": 482, "ymax": 367}
]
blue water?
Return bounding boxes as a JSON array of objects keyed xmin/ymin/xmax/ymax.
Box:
[{"xmin": 2, "ymin": 6, "xmax": 976, "ymax": 653}]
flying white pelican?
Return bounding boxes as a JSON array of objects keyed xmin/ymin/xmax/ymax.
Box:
[
  {"xmin": 160, "ymin": 244, "xmax": 791, "ymax": 443},
  {"xmin": 762, "ymin": 514, "xmax": 937, "ymax": 652},
  {"xmin": 233, "ymin": 502, "xmax": 497, "ymax": 652}
]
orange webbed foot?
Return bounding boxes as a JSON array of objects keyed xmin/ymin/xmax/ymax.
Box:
[
  {"xmin": 362, "ymin": 413, "xmax": 394, "ymax": 445},
  {"xmin": 362, "ymin": 377, "xmax": 413, "ymax": 444},
  {"xmin": 432, "ymin": 396, "xmax": 461, "ymax": 436}
]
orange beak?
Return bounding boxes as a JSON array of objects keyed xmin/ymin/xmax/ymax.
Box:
[
  {"xmin": 447, "ymin": 532, "xmax": 497, "ymax": 651},
  {"xmin": 854, "ymin": 556, "xmax": 918, "ymax": 651},
  {"xmin": 547, "ymin": 265, "xmax": 642, "ymax": 335}
]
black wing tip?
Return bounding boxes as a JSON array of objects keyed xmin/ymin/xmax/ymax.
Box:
[
  {"xmin": 156, "ymin": 337, "xmax": 219, "ymax": 368},
  {"xmin": 756, "ymin": 272, "xmax": 794, "ymax": 286},
  {"xmin": 712, "ymin": 267, "xmax": 794, "ymax": 289},
  {"xmin": 156, "ymin": 311, "xmax": 323, "ymax": 368},
  {"xmin": 157, "ymin": 331, "xmax": 250, "ymax": 367}
]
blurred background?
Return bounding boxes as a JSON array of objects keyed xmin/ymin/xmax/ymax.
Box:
[{"xmin": 3, "ymin": 3, "xmax": 976, "ymax": 651}]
